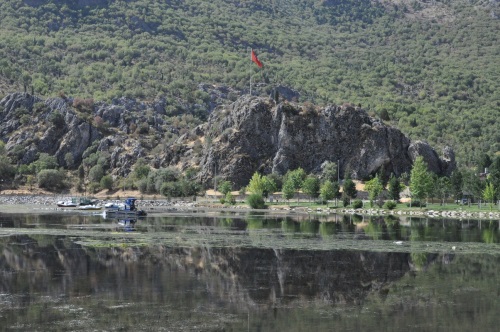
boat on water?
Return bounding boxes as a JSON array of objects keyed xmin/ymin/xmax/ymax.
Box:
[
  {"xmin": 78, "ymin": 204, "xmax": 102, "ymax": 211},
  {"xmin": 57, "ymin": 197, "xmax": 99, "ymax": 208},
  {"xmin": 104, "ymin": 197, "xmax": 147, "ymax": 217},
  {"xmin": 57, "ymin": 200, "xmax": 78, "ymax": 208}
]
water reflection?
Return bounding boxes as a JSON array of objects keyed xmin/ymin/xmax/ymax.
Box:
[{"xmin": 0, "ymin": 213, "xmax": 499, "ymax": 330}]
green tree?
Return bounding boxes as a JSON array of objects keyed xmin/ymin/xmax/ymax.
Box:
[
  {"xmin": 284, "ymin": 168, "xmax": 306, "ymax": 191},
  {"xmin": 88, "ymin": 164, "xmax": 104, "ymax": 183},
  {"xmin": 133, "ymin": 158, "xmax": 150, "ymax": 180},
  {"xmin": 218, "ymin": 180, "xmax": 232, "ymax": 196},
  {"xmin": 302, "ymin": 175, "xmax": 320, "ymax": 201},
  {"xmin": 282, "ymin": 178, "xmax": 295, "ymax": 203},
  {"xmin": 262, "ymin": 176, "xmax": 277, "ymax": 198},
  {"xmin": 37, "ymin": 169, "xmax": 67, "ymax": 191},
  {"xmin": 387, "ymin": 174, "xmax": 401, "ymax": 202},
  {"xmin": 409, "ymin": 156, "xmax": 433, "ymax": 205},
  {"xmin": 320, "ymin": 161, "xmax": 338, "ymax": 183},
  {"xmin": 365, "ymin": 175, "xmax": 383, "ymax": 207},
  {"xmin": 482, "ymin": 182, "xmax": 496, "ymax": 210},
  {"xmin": 247, "ymin": 172, "xmax": 265, "ymax": 196},
  {"xmin": 462, "ymin": 168, "xmax": 484, "ymax": 205},
  {"xmin": 320, "ymin": 180, "xmax": 335, "ymax": 206},
  {"xmin": 450, "ymin": 170, "xmax": 463, "ymax": 201},
  {"xmin": 247, "ymin": 193, "xmax": 266, "ymax": 209},
  {"xmin": 100, "ymin": 175, "xmax": 113, "ymax": 191},
  {"xmin": 33, "ymin": 153, "xmax": 58, "ymax": 173},
  {"xmin": 434, "ymin": 176, "xmax": 451, "ymax": 206},
  {"xmin": 343, "ymin": 177, "xmax": 357, "ymax": 203},
  {"xmin": 225, "ymin": 191, "xmax": 236, "ymax": 205}
]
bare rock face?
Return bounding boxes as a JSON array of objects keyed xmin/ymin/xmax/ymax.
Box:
[{"xmin": 196, "ymin": 96, "xmax": 455, "ymax": 187}]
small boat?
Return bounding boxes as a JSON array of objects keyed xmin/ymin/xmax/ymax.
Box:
[
  {"xmin": 104, "ymin": 197, "xmax": 147, "ymax": 217},
  {"xmin": 57, "ymin": 200, "xmax": 78, "ymax": 208},
  {"xmin": 78, "ymin": 204, "xmax": 102, "ymax": 211}
]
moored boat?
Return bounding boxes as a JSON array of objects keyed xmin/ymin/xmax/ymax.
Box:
[
  {"xmin": 78, "ymin": 204, "xmax": 102, "ymax": 211},
  {"xmin": 104, "ymin": 197, "xmax": 147, "ymax": 217},
  {"xmin": 57, "ymin": 200, "xmax": 78, "ymax": 208}
]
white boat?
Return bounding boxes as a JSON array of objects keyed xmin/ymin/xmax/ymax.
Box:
[
  {"xmin": 78, "ymin": 205, "xmax": 102, "ymax": 211},
  {"xmin": 103, "ymin": 197, "xmax": 147, "ymax": 217},
  {"xmin": 57, "ymin": 200, "xmax": 78, "ymax": 208}
]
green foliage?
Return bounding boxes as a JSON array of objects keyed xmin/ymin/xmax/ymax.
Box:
[
  {"xmin": 482, "ymin": 183, "xmax": 496, "ymax": 210},
  {"xmin": 320, "ymin": 180, "xmax": 335, "ymax": 205},
  {"xmin": 32, "ymin": 153, "xmax": 58, "ymax": 173},
  {"xmin": 352, "ymin": 199, "xmax": 363, "ymax": 209},
  {"xmin": 320, "ymin": 161, "xmax": 338, "ymax": 183},
  {"xmin": 302, "ymin": 175, "xmax": 320, "ymax": 200},
  {"xmin": 49, "ymin": 111, "xmax": 65, "ymax": 127},
  {"xmin": 88, "ymin": 164, "xmax": 104, "ymax": 183},
  {"xmin": 0, "ymin": 156, "xmax": 15, "ymax": 182},
  {"xmin": 246, "ymin": 172, "xmax": 276, "ymax": 197},
  {"xmin": 450, "ymin": 170, "xmax": 463, "ymax": 200},
  {"xmin": 0, "ymin": 0, "xmax": 497, "ymax": 166},
  {"xmin": 388, "ymin": 174, "xmax": 401, "ymax": 202},
  {"xmin": 282, "ymin": 178, "xmax": 296, "ymax": 202},
  {"xmin": 364, "ymin": 175, "xmax": 383, "ymax": 207},
  {"xmin": 225, "ymin": 192, "xmax": 236, "ymax": 205},
  {"xmin": 37, "ymin": 169, "xmax": 67, "ymax": 191},
  {"xmin": 133, "ymin": 159, "xmax": 151, "ymax": 180},
  {"xmin": 383, "ymin": 201, "xmax": 397, "ymax": 210},
  {"xmin": 410, "ymin": 156, "xmax": 433, "ymax": 202},
  {"xmin": 100, "ymin": 175, "xmax": 113, "ymax": 191},
  {"xmin": 247, "ymin": 193, "xmax": 266, "ymax": 209},
  {"xmin": 343, "ymin": 178, "xmax": 357, "ymax": 199},
  {"xmin": 218, "ymin": 180, "xmax": 232, "ymax": 196},
  {"xmin": 284, "ymin": 168, "xmax": 306, "ymax": 191},
  {"xmin": 407, "ymin": 200, "xmax": 426, "ymax": 208}
]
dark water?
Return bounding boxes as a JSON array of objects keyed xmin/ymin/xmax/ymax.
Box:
[{"xmin": 0, "ymin": 212, "xmax": 499, "ymax": 331}]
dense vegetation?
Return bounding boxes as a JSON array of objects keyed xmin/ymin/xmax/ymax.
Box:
[{"xmin": 0, "ymin": 1, "xmax": 498, "ymax": 169}]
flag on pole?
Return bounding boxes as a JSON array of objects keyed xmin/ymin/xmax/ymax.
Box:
[{"xmin": 251, "ymin": 49, "xmax": 263, "ymax": 68}]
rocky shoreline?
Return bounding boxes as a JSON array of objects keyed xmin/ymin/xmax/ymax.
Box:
[{"xmin": 0, "ymin": 194, "xmax": 499, "ymax": 220}]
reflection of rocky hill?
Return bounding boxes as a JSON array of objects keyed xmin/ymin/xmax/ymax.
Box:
[{"xmin": 0, "ymin": 236, "xmax": 410, "ymax": 308}]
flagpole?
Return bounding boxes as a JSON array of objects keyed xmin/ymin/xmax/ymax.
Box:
[{"xmin": 249, "ymin": 48, "xmax": 252, "ymax": 96}]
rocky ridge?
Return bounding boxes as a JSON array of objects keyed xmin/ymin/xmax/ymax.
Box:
[
  {"xmin": 1, "ymin": 92, "xmax": 455, "ymax": 189},
  {"xmin": 191, "ymin": 96, "xmax": 455, "ymax": 188}
]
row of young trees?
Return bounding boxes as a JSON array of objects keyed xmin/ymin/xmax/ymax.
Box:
[{"xmin": 218, "ymin": 155, "xmax": 500, "ymax": 210}]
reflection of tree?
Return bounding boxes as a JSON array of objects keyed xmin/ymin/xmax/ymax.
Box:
[
  {"xmin": 482, "ymin": 222, "xmax": 499, "ymax": 244},
  {"xmin": 319, "ymin": 222, "xmax": 338, "ymax": 237},
  {"xmin": 299, "ymin": 220, "xmax": 319, "ymax": 234},
  {"xmin": 282, "ymin": 218, "xmax": 299, "ymax": 234},
  {"xmin": 410, "ymin": 252, "xmax": 429, "ymax": 270}
]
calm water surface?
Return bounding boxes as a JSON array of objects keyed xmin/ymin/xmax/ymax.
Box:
[{"xmin": 0, "ymin": 212, "xmax": 499, "ymax": 331}]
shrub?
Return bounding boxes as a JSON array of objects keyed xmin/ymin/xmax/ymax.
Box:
[
  {"xmin": 100, "ymin": 175, "xmax": 113, "ymax": 191},
  {"xmin": 225, "ymin": 192, "xmax": 236, "ymax": 205},
  {"xmin": 407, "ymin": 200, "xmax": 426, "ymax": 208},
  {"xmin": 383, "ymin": 201, "xmax": 397, "ymax": 210},
  {"xmin": 352, "ymin": 199, "xmax": 363, "ymax": 209},
  {"xmin": 342, "ymin": 195, "xmax": 350, "ymax": 207},
  {"xmin": 37, "ymin": 169, "xmax": 67, "ymax": 191},
  {"xmin": 247, "ymin": 193, "xmax": 266, "ymax": 209}
]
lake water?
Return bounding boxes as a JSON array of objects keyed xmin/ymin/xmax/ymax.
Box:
[{"xmin": 0, "ymin": 211, "xmax": 499, "ymax": 331}]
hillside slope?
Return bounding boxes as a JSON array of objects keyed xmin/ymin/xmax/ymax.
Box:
[{"xmin": 0, "ymin": 0, "xmax": 498, "ymax": 163}]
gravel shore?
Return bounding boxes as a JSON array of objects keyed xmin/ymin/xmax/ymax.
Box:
[{"xmin": 1, "ymin": 194, "xmax": 499, "ymax": 219}]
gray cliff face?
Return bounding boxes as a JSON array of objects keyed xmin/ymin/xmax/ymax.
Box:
[
  {"xmin": 0, "ymin": 93, "xmax": 157, "ymax": 176},
  {"xmin": 0, "ymin": 93, "xmax": 455, "ymax": 186},
  {"xmin": 196, "ymin": 96, "xmax": 455, "ymax": 188}
]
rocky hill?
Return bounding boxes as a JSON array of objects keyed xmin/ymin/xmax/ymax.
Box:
[{"xmin": 1, "ymin": 92, "xmax": 454, "ymax": 189}]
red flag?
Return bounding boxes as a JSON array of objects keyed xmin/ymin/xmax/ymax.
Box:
[{"xmin": 251, "ymin": 49, "xmax": 263, "ymax": 68}]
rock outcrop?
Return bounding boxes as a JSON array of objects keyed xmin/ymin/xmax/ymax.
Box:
[
  {"xmin": 194, "ymin": 96, "xmax": 455, "ymax": 187},
  {"xmin": 0, "ymin": 93, "xmax": 455, "ymax": 187}
]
